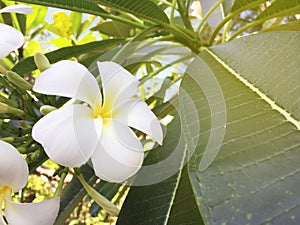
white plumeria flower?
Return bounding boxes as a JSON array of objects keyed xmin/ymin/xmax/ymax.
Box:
[
  {"xmin": 0, "ymin": 5, "xmax": 32, "ymax": 58},
  {"xmin": 0, "ymin": 140, "xmax": 59, "ymax": 225},
  {"xmin": 32, "ymin": 60, "xmax": 163, "ymax": 183}
]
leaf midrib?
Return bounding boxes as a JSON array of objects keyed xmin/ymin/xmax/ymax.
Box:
[
  {"xmin": 204, "ymin": 48, "xmax": 300, "ymax": 130},
  {"xmin": 162, "ymin": 144, "xmax": 188, "ymax": 225}
]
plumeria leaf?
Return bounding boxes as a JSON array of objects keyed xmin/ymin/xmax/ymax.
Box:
[
  {"xmin": 117, "ymin": 31, "xmax": 300, "ymax": 224},
  {"xmin": 230, "ymin": 0, "xmax": 268, "ymax": 13},
  {"xmin": 12, "ymin": 39, "xmax": 125, "ymax": 75},
  {"xmin": 90, "ymin": 0, "xmax": 169, "ymax": 25},
  {"xmin": 180, "ymin": 30, "xmax": 300, "ymax": 225},
  {"xmin": 13, "ymin": 0, "xmax": 108, "ymax": 17},
  {"xmin": 54, "ymin": 165, "xmax": 97, "ymax": 225},
  {"xmin": 117, "ymin": 115, "xmax": 205, "ymax": 224},
  {"xmin": 255, "ymin": 0, "xmax": 300, "ymax": 21},
  {"xmin": 92, "ymin": 20, "xmax": 133, "ymax": 37},
  {"xmin": 262, "ymin": 19, "xmax": 300, "ymax": 32}
]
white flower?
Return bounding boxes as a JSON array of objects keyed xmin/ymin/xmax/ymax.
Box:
[
  {"xmin": 0, "ymin": 140, "xmax": 59, "ymax": 225},
  {"xmin": 0, "ymin": 5, "xmax": 32, "ymax": 58},
  {"xmin": 32, "ymin": 60, "xmax": 163, "ymax": 182}
]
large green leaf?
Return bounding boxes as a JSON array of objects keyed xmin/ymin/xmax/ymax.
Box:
[
  {"xmin": 117, "ymin": 115, "xmax": 204, "ymax": 225},
  {"xmin": 185, "ymin": 31, "xmax": 300, "ymax": 224},
  {"xmin": 54, "ymin": 165, "xmax": 97, "ymax": 225},
  {"xmin": 15, "ymin": 0, "xmax": 109, "ymax": 17},
  {"xmin": 255, "ymin": 0, "xmax": 300, "ymax": 21},
  {"xmin": 12, "ymin": 39, "xmax": 125, "ymax": 75},
  {"xmin": 89, "ymin": 0, "xmax": 169, "ymax": 25},
  {"xmin": 117, "ymin": 31, "xmax": 300, "ymax": 225},
  {"xmin": 230, "ymin": 0, "xmax": 267, "ymax": 13},
  {"xmin": 263, "ymin": 19, "xmax": 300, "ymax": 32},
  {"xmin": 16, "ymin": 0, "xmax": 147, "ymax": 28}
]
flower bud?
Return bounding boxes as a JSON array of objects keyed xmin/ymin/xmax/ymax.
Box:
[
  {"xmin": 34, "ymin": 52, "xmax": 50, "ymax": 72},
  {"xmin": 30, "ymin": 149, "xmax": 42, "ymax": 161},
  {"xmin": 0, "ymin": 95, "xmax": 19, "ymax": 108},
  {"xmin": 0, "ymin": 102, "xmax": 9, "ymax": 113},
  {"xmin": 17, "ymin": 146, "xmax": 28, "ymax": 154},
  {"xmin": 0, "ymin": 136, "xmax": 15, "ymax": 143},
  {"xmin": 40, "ymin": 105, "xmax": 57, "ymax": 115},
  {"xmin": 0, "ymin": 102, "xmax": 25, "ymax": 116},
  {"xmin": 6, "ymin": 71, "xmax": 32, "ymax": 90}
]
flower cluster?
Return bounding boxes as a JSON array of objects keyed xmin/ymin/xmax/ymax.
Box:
[
  {"xmin": 0, "ymin": 6, "xmax": 61, "ymax": 224},
  {"xmin": 32, "ymin": 60, "xmax": 163, "ymax": 182},
  {"xmin": 0, "ymin": 3, "xmax": 163, "ymax": 224}
]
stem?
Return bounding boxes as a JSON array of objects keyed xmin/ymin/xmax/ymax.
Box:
[
  {"xmin": 54, "ymin": 168, "xmax": 68, "ymax": 197},
  {"xmin": 186, "ymin": 0, "xmax": 192, "ymax": 15},
  {"xmin": 153, "ymin": 95, "xmax": 179, "ymax": 118},
  {"xmin": 139, "ymin": 54, "xmax": 193, "ymax": 84},
  {"xmin": 209, "ymin": 0, "xmax": 267, "ymax": 45},
  {"xmin": 208, "ymin": 12, "xmax": 233, "ymax": 45},
  {"xmin": 229, "ymin": 20, "xmax": 262, "ymax": 40},
  {"xmin": 153, "ymin": 0, "xmax": 173, "ymax": 7},
  {"xmin": 0, "ymin": 64, "xmax": 7, "ymax": 74},
  {"xmin": 119, "ymin": 12, "xmax": 144, "ymax": 25},
  {"xmin": 221, "ymin": 20, "xmax": 231, "ymax": 43},
  {"xmin": 112, "ymin": 25, "xmax": 163, "ymax": 62},
  {"xmin": 170, "ymin": 0, "xmax": 177, "ymax": 25},
  {"xmin": 75, "ymin": 169, "xmax": 120, "ymax": 216},
  {"xmin": 196, "ymin": 0, "xmax": 225, "ymax": 33},
  {"xmin": 93, "ymin": 8, "xmax": 146, "ymax": 29},
  {"xmin": 163, "ymin": 23, "xmax": 198, "ymax": 52},
  {"xmin": 177, "ymin": 0, "xmax": 194, "ymax": 31}
]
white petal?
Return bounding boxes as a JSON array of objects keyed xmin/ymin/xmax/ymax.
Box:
[
  {"xmin": 97, "ymin": 61, "xmax": 139, "ymax": 109},
  {"xmin": 33, "ymin": 60, "xmax": 101, "ymax": 107},
  {"xmin": 0, "ymin": 23, "xmax": 23, "ymax": 59},
  {"xmin": 0, "ymin": 140, "xmax": 28, "ymax": 191},
  {"xmin": 0, "ymin": 5, "xmax": 33, "ymax": 14},
  {"xmin": 5, "ymin": 197, "xmax": 60, "ymax": 225},
  {"xmin": 91, "ymin": 120, "xmax": 144, "ymax": 183},
  {"xmin": 114, "ymin": 99, "xmax": 163, "ymax": 145},
  {"xmin": 32, "ymin": 104, "xmax": 102, "ymax": 167}
]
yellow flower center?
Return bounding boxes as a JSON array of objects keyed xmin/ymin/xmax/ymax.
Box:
[
  {"xmin": 92, "ymin": 102, "xmax": 112, "ymax": 120},
  {"xmin": 0, "ymin": 186, "xmax": 11, "ymax": 206}
]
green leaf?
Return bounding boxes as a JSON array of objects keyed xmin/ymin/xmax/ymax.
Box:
[
  {"xmin": 183, "ymin": 31, "xmax": 300, "ymax": 224},
  {"xmin": 117, "ymin": 31, "xmax": 300, "ymax": 225},
  {"xmin": 90, "ymin": 0, "xmax": 169, "ymax": 24},
  {"xmin": 12, "ymin": 39, "xmax": 125, "ymax": 75},
  {"xmin": 54, "ymin": 165, "xmax": 97, "ymax": 225},
  {"xmin": 92, "ymin": 20, "xmax": 133, "ymax": 37},
  {"xmin": 209, "ymin": 0, "xmax": 268, "ymax": 44},
  {"xmin": 230, "ymin": 0, "xmax": 268, "ymax": 13},
  {"xmin": 255, "ymin": 0, "xmax": 300, "ymax": 21},
  {"xmin": 117, "ymin": 115, "xmax": 204, "ymax": 225},
  {"xmin": 89, "ymin": 181, "xmax": 121, "ymax": 217},
  {"xmin": 70, "ymin": 11, "xmax": 82, "ymax": 35},
  {"xmin": 16, "ymin": 0, "xmax": 109, "ymax": 17},
  {"xmin": 26, "ymin": 4, "xmax": 48, "ymax": 31},
  {"xmin": 263, "ymin": 19, "xmax": 300, "ymax": 32},
  {"xmin": 177, "ymin": 0, "xmax": 193, "ymax": 30},
  {"xmin": 16, "ymin": 14, "xmax": 26, "ymax": 35}
]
